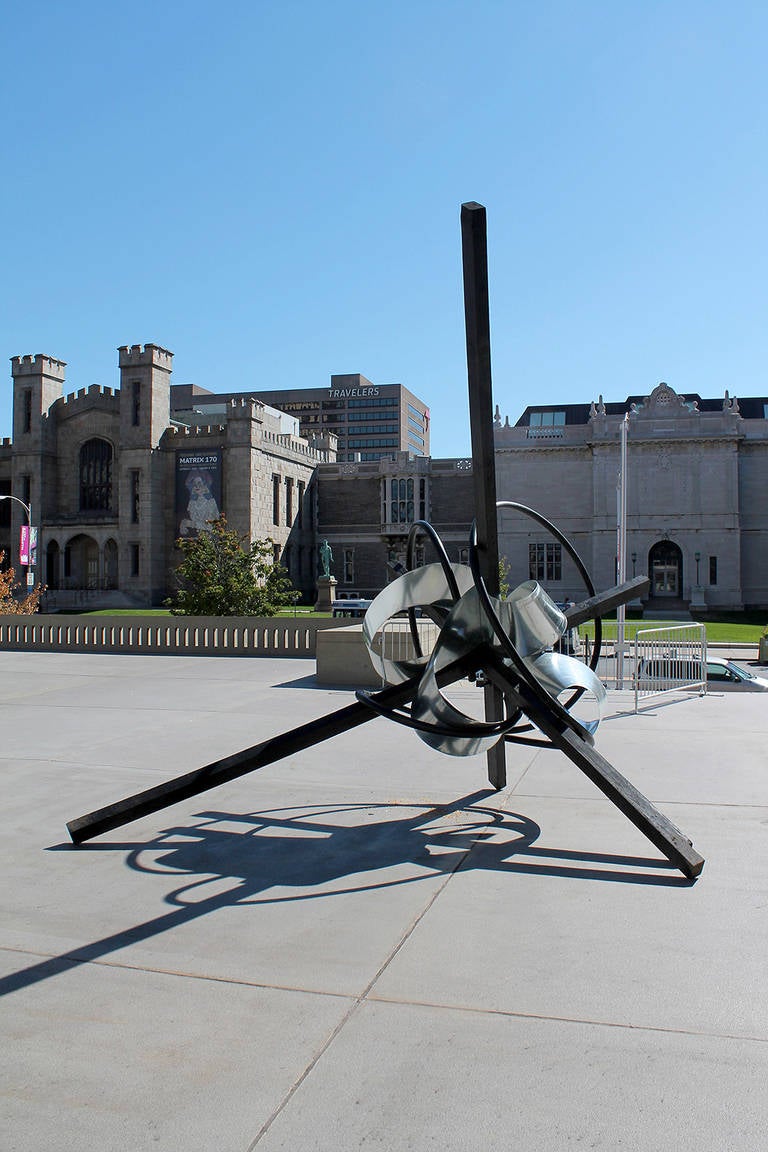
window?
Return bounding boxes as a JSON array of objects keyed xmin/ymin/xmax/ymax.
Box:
[
  {"xmin": 529, "ymin": 542, "xmax": 562, "ymax": 582},
  {"xmin": 285, "ymin": 477, "xmax": 293, "ymax": 525},
  {"xmin": 79, "ymin": 439, "xmax": 113, "ymax": 511},
  {"xmin": 348, "ymin": 410, "xmax": 398, "ymax": 422},
  {"xmin": 130, "ymin": 470, "xmax": 140, "ymax": 523},
  {"xmin": 347, "ymin": 396, "xmax": 397, "ymax": 408},
  {"xmin": 389, "ymin": 477, "xmax": 414, "ymax": 523},
  {"xmin": 272, "ymin": 475, "xmax": 280, "ymax": 526},
  {"xmin": 297, "ymin": 480, "xmax": 305, "ymax": 528},
  {"xmin": 344, "ymin": 548, "xmax": 354, "ymax": 583},
  {"xmin": 709, "ymin": 556, "xmax": 718, "ymax": 585},
  {"xmin": 130, "ymin": 543, "xmax": 140, "ymax": 577},
  {"xmin": 349, "ymin": 437, "xmax": 399, "ymax": 448},
  {"xmin": 23, "ymin": 390, "xmax": 32, "ymax": 434},
  {"xmin": 529, "ymin": 410, "xmax": 566, "ymax": 427},
  {"xmin": 132, "ymin": 381, "xmax": 141, "ymax": 426}
]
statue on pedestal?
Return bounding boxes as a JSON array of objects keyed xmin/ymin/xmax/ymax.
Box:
[{"xmin": 319, "ymin": 539, "xmax": 333, "ymax": 578}]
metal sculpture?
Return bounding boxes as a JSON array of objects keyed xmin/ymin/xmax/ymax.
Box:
[{"xmin": 66, "ymin": 202, "xmax": 704, "ymax": 880}]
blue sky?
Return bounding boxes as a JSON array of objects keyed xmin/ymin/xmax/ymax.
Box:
[{"xmin": 2, "ymin": 1, "xmax": 767, "ymax": 457}]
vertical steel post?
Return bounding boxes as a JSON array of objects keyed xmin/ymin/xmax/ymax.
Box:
[
  {"xmin": 616, "ymin": 413, "xmax": 628, "ymax": 687},
  {"xmin": 460, "ymin": 202, "xmax": 506, "ymax": 789}
]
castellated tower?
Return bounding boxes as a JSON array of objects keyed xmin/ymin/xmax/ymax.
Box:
[
  {"xmin": 117, "ymin": 345, "xmax": 174, "ymax": 603},
  {"xmin": 117, "ymin": 344, "xmax": 173, "ymax": 448},
  {"xmin": 10, "ymin": 354, "xmax": 66, "ymax": 525}
]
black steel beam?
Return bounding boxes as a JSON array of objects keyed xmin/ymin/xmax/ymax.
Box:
[
  {"xmin": 461, "ymin": 201, "xmax": 506, "ymax": 789},
  {"xmin": 482, "ymin": 647, "xmax": 704, "ymax": 879},
  {"xmin": 67, "ymin": 658, "xmax": 471, "ymax": 845},
  {"xmin": 566, "ymin": 576, "xmax": 650, "ymax": 629}
]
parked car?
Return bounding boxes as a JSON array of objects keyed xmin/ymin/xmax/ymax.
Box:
[
  {"xmin": 704, "ymin": 657, "xmax": 768, "ymax": 691},
  {"xmin": 331, "ymin": 599, "xmax": 372, "ymax": 619},
  {"xmin": 637, "ymin": 654, "xmax": 768, "ymax": 691}
]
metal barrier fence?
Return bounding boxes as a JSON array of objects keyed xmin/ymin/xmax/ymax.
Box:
[
  {"xmin": 377, "ymin": 617, "xmax": 441, "ymax": 684},
  {"xmin": 0, "ymin": 614, "xmax": 352, "ymax": 657},
  {"xmin": 633, "ymin": 624, "xmax": 707, "ymax": 711},
  {"xmin": 584, "ymin": 621, "xmax": 707, "ymax": 709}
]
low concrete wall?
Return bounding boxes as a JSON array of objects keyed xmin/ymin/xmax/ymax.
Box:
[
  {"xmin": 316, "ymin": 625, "xmax": 380, "ymax": 687},
  {"xmin": 0, "ymin": 614, "xmax": 351, "ymax": 657},
  {"xmin": 315, "ymin": 619, "xmax": 439, "ymax": 687}
]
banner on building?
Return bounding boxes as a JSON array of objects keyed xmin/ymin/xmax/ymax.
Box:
[{"xmin": 175, "ymin": 451, "xmax": 223, "ymax": 538}]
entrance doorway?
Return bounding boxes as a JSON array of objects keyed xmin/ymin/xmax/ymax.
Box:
[
  {"xmin": 649, "ymin": 541, "xmax": 682, "ymax": 598},
  {"xmin": 64, "ymin": 534, "xmax": 100, "ymax": 589}
]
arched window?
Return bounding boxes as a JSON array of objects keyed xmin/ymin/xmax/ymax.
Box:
[
  {"xmin": 79, "ymin": 438, "xmax": 113, "ymax": 511},
  {"xmin": 383, "ymin": 475, "xmax": 428, "ymax": 526}
]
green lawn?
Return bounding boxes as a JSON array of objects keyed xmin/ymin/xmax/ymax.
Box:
[{"xmin": 579, "ymin": 615, "xmax": 764, "ymax": 644}]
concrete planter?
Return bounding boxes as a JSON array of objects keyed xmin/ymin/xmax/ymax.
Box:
[{"xmin": 759, "ymin": 635, "xmax": 768, "ymax": 665}]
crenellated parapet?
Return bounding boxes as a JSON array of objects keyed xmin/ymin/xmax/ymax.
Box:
[
  {"xmin": 117, "ymin": 344, "xmax": 173, "ymax": 371},
  {"xmin": 55, "ymin": 384, "xmax": 120, "ymax": 416},
  {"xmin": 164, "ymin": 423, "xmax": 225, "ymax": 441},
  {"xmin": 11, "ymin": 354, "xmax": 67, "ymax": 380},
  {"xmin": 228, "ymin": 397, "xmax": 265, "ymax": 420}
]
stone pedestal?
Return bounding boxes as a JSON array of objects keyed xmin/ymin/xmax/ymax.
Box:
[
  {"xmin": 690, "ymin": 585, "xmax": 707, "ymax": 611},
  {"xmin": 315, "ymin": 575, "xmax": 337, "ymax": 612}
]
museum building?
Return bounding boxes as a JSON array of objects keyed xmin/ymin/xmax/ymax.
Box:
[
  {"xmin": 492, "ymin": 382, "xmax": 768, "ymax": 612},
  {"xmin": 2, "ymin": 342, "xmax": 767, "ymax": 615},
  {"xmin": 314, "ymin": 382, "xmax": 768, "ymax": 612},
  {"xmin": 0, "ymin": 345, "xmax": 335, "ymax": 608}
]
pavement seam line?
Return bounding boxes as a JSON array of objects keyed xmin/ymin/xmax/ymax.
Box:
[
  {"xmin": 363, "ymin": 993, "xmax": 768, "ymax": 1044},
  {"xmin": 243, "ymin": 825, "xmax": 480, "ymax": 1150},
  {"xmin": 0, "ymin": 943, "xmax": 356, "ymax": 999}
]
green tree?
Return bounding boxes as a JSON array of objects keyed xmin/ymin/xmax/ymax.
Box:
[{"xmin": 165, "ymin": 517, "xmax": 297, "ymax": 617}]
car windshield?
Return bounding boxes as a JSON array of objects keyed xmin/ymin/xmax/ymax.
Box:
[{"xmin": 726, "ymin": 661, "xmax": 754, "ymax": 680}]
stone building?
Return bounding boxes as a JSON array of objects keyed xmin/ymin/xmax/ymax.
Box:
[
  {"xmin": 494, "ymin": 382, "xmax": 768, "ymax": 612},
  {"xmin": 0, "ymin": 345, "xmax": 334, "ymax": 608},
  {"xmin": 3, "ymin": 348, "xmax": 767, "ymax": 615},
  {"xmin": 314, "ymin": 381, "xmax": 768, "ymax": 613},
  {"xmin": 314, "ymin": 453, "xmax": 474, "ymax": 598}
]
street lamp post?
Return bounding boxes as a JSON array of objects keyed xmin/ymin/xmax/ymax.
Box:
[
  {"xmin": 0, "ymin": 494, "xmax": 34, "ymax": 591},
  {"xmin": 631, "ymin": 551, "xmax": 637, "ymax": 578},
  {"xmin": 616, "ymin": 413, "xmax": 629, "ymax": 687},
  {"xmin": 695, "ymin": 551, "xmax": 701, "ymax": 585}
]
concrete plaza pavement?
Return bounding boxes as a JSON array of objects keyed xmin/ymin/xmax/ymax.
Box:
[{"xmin": 1, "ymin": 650, "xmax": 767, "ymax": 1150}]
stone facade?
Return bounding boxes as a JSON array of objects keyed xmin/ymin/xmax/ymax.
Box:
[
  {"xmin": 3, "ymin": 353, "xmax": 766, "ymax": 614},
  {"xmin": 0, "ymin": 346, "xmax": 334, "ymax": 608},
  {"xmin": 494, "ymin": 383, "xmax": 768, "ymax": 611},
  {"xmin": 315, "ymin": 453, "xmax": 475, "ymax": 598}
]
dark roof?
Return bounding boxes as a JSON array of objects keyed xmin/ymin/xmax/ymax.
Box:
[{"xmin": 515, "ymin": 395, "xmax": 768, "ymax": 426}]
